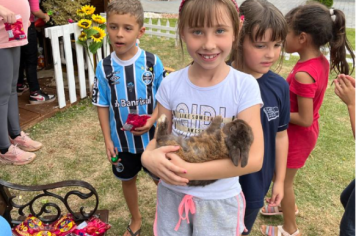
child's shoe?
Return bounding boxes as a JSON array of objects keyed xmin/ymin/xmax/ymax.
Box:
[
  {"xmin": 17, "ymin": 83, "xmax": 29, "ymax": 96},
  {"xmin": 0, "ymin": 145, "xmax": 36, "ymax": 165},
  {"xmin": 10, "ymin": 131, "xmax": 43, "ymax": 152},
  {"xmin": 29, "ymin": 90, "xmax": 56, "ymax": 104}
]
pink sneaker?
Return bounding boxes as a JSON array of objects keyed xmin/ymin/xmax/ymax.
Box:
[
  {"xmin": 0, "ymin": 145, "xmax": 36, "ymax": 165},
  {"xmin": 10, "ymin": 131, "xmax": 43, "ymax": 152}
]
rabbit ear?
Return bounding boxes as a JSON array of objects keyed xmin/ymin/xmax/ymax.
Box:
[{"xmin": 229, "ymin": 145, "xmax": 241, "ymax": 166}]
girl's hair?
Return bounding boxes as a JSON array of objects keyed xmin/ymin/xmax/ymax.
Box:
[
  {"xmin": 230, "ymin": 0, "xmax": 287, "ymax": 72},
  {"xmin": 177, "ymin": 0, "xmax": 240, "ymax": 56},
  {"xmin": 106, "ymin": 0, "xmax": 144, "ymax": 27},
  {"xmin": 285, "ymin": 2, "xmax": 355, "ymax": 75}
]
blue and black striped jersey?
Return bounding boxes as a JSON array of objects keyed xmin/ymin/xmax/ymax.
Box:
[{"xmin": 92, "ymin": 48, "xmax": 165, "ymax": 153}]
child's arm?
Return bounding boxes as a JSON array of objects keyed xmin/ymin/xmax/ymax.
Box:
[
  {"xmin": 142, "ymin": 103, "xmax": 189, "ymax": 185},
  {"xmin": 170, "ymin": 104, "xmax": 264, "ymax": 182},
  {"xmin": 29, "ymin": 0, "xmax": 50, "ymax": 22},
  {"xmin": 290, "ymin": 72, "xmax": 314, "ymax": 127},
  {"xmin": 131, "ymin": 106, "xmax": 158, "ymax": 136},
  {"xmin": 334, "ymin": 74, "xmax": 355, "ymax": 137},
  {"xmin": 97, "ymin": 106, "xmax": 118, "ymax": 163},
  {"xmin": 142, "ymin": 104, "xmax": 264, "ymax": 185},
  {"xmin": 268, "ymin": 130, "xmax": 288, "ymax": 206}
]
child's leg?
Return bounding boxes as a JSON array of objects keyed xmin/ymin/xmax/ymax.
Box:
[
  {"xmin": 242, "ymin": 208, "xmax": 260, "ymax": 235},
  {"xmin": 112, "ymin": 152, "xmax": 144, "ymax": 236},
  {"xmin": 281, "ymin": 168, "xmax": 299, "ymax": 234},
  {"xmin": 122, "ymin": 176, "xmax": 142, "ymax": 236}
]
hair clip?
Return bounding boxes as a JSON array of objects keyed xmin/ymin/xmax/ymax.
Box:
[{"xmin": 329, "ymin": 9, "xmax": 334, "ymax": 16}]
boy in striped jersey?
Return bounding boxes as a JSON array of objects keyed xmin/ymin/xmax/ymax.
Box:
[{"xmin": 92, "ymin": 0, "xmax": 165, "ymax": 235}]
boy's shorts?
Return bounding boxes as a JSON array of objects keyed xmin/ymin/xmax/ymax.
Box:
[
  {"xmin": 112, "ymin": 152, "xmax": 159, "ymax": 181},
  {"xmin": 154, "ymin": 183, "xmax": 246, "ymax": 236}
]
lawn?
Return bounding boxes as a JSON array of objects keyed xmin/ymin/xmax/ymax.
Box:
[{"xmin": 0, "ymin": 27, "xmax": 355, "ymax": 236}]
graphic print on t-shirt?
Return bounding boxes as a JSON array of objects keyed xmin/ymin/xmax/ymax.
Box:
[
  {"xmin": 263, "ymin": 106, "xmax": 279, "ymax": 121},
  {"xmin": 172, "ymin": 103, "xmax": 234, "ymax": 138}
]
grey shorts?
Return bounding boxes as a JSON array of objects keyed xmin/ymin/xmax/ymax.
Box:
[{"xmin": 154, "ymin": 183, "xmax": 246, "ymax": 236}]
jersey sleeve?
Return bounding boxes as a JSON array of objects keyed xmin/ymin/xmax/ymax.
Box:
[
  {"xmin": 238, "ymin": 75, "xmax": 263, "ymax": 114},
  {"xmin": 154, "ymin": 55, "xmax": 165, "ymax": 89},
  {"xmin": 278, "ymin": 81, "xmax": 291, "ymax": 132},
  {"xmin": 92, "ymin": 61, "xmax": 110, "ymax": 107}
]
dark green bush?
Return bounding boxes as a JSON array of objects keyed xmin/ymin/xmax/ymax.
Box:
[{"xmin": 314, "ymin": 0, "xmax": 333, "ymax": 8}]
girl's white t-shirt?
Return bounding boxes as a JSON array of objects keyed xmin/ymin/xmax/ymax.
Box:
[{"xmin": 155, "ymin": 66, "xmax": 263, "ymax": 200}]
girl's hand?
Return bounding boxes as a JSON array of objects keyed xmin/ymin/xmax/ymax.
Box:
[
  {"xmin": 268, "ymin": 181, "xmax": 284, "ymax": 206},
  {"xmin": 334, "ymin": 74, "xmax": 355, "ymax": 107},
  {"xmin": 43, "ymin": 14, "xmax": 50, "ymax": 23},
  {"xmin": 0, "ymin": 5, "xmax": 16, "ymax": 24},
  {"xmin": 142, "ymin": 146, "xmax": 189, "ymax": 186},
  {"xmin": 105, "ymin": 140, "xmax": 119, "ymax": 165},
  {"xmin": 131, "ymin": 117, "xmax": 154, "ymax": 136}
]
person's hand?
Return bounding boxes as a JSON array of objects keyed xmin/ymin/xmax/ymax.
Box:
[
  {"xmin": 105, "ymin": 140, "xmax": 119, "ymax": 165},
  {"xmin": 131, "ymin": 116, "xmax": 154, "ymax": 136},
  {"xmin": 43, "ymin": 14, "xmax": 50, "ymax": 23},
  {"xmin": 334, "ymin": 74, "xmax": 355, "ymax": 107},
  {"xmin": 0, "ymin": 5, "xmax": 16, "ymax": 24},
  {"xmin": 266, "ymin": 181, "xmax": 284, "ymax": 207},
  {"xmin": 142, "ymin": 146, "xmax": 189, "ymax": 186}
]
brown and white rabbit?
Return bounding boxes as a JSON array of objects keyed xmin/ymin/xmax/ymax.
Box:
[{"xmin": 155, "ymin": 114, "xmax": 254, "ymax": 186}]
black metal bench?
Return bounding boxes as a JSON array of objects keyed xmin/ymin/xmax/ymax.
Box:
[{"xmin": 0, "ymin": 179, "xmax": 109, "ymax": 230}]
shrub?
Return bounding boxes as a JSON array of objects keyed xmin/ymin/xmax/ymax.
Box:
[{"xmin": 314, "ymin": 0, "xmax": 333, "ymax": 8}]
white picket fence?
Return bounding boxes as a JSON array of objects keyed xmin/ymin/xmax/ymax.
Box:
[
  {"xmin": 44, "ymin": 16, "xmax": 177, "ymax": 109},
  {"xmin": 45, "ymin": 17, "xmax": 354, "ymax": 109}
]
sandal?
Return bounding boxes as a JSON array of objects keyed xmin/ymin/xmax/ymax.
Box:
[
  {"xmin": 126, "ymin": 220, "xmax": 141, "ymax": 236},
  {"xmin": 260, "ymin": 225, "xmax": 301, "ymax": 236},
  {"xmin": 260, "ymin": 204, "xmax": 299, "ymax": 216}
]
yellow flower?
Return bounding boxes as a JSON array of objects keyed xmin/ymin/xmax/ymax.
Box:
[
  {"xmin": 92, "ymin": 14, "xmax": 106, "ymax": 24},
  {"xmin": 82, "ymin": 5, "xmax": 96, "ymax": 15},
  {"xmin": 78, "ymin": 32, "xmax": 87, "ymax": 42},
  {"xmin": 76, "ymin": 9, "xmax": 86, "ymax": 18},
  {"xmin": 78, "ymin": 19, "xmax": 92, "ymax": 29},
  {"xmin": 91, "ymin": 27, "xmax": 106, "ymax": 43}
]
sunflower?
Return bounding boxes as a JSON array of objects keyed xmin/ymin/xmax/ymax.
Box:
[
  {"xmin": 78, "ymin": 19, "xmax": 92, "ymax": 29},
  {"xmin": 92, "ymin": 14, "xmax": 106, "ymax": 24},
  {"xmin": 78, "ymin": 32, "xmax": 87, "ymax": 42},
  {"xmin": 76, "ymin": 9, "xmax": 86, "ymax": 18},
  {"xmin": 91, "ymin": 27, "xmax": 106, "ymax": 43},
  {"xmin": 81, "ymin": 5, "xmax": 96, "ymax": 15}
]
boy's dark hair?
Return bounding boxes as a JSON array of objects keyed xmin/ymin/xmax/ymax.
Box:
[
  {"xmin": 106, "ymin": 0, "xmax": 144, "ymax": 27},
  {"xmin": 230, "ymin": 0, "xmax": 287, "ymax": 72},
  {"xmin": 285, "ymin": 2, "xmax": 355, "ymax": 75}
]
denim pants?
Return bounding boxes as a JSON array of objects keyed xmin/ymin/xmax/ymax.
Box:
[
  {"xmin": 340, "ymin": 179, "xmax": 355, "ymax": 236},
  {"xmin": 18, "ymin": 22, "xmax": 40, "ymax": 92}
]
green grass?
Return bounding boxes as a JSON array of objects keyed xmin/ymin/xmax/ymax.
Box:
[{"xmin": 0, "ymin": 27, "xmax": 355, "ymax": 236}]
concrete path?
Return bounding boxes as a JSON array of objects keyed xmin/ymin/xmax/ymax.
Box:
[{"xmin": 140, "ymin": 0, "xmax": 355, "ymax": 28}]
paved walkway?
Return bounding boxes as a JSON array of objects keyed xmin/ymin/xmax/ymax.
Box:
[{"xmin": 140, "ymin": 0, "xmax": 355, "ymax": 28}]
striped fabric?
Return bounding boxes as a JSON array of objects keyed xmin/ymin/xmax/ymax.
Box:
[{"xmin": 92, "ymin": 48, "xmax": 165, "ymax": 153}]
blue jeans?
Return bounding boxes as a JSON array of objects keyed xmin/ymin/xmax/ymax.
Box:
[{"xmin": 340, "ymin": 179, "xmax": 355, "ymax": 236}]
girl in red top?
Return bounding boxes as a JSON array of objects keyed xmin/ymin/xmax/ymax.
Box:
[{"xmin": 261, "ymin": 2, "xmax": 355, "ymax": 236}]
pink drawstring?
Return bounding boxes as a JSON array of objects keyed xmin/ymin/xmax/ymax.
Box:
[
  {"xmin": 174, "ymin": 195, "xmax": 196, "ymax": 231},
  {"xmin": 236, "ymin": 192, "xmax": 247, "ymax": 235}
]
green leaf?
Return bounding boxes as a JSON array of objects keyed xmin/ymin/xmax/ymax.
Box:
[
  {"xmin": 76, "ymin": 39, "xmax": 86, "ymax": 46},
  {"xmin": 89, "ymin": 42, "xmax": 103, "ymax": 54},
  {"xmin": 99, "ymin": 24, "xmax": 106, "ymax": 30},
  {"xmin": 85, "ymin": 28, "xmax": 98, "ymax": 38}
]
